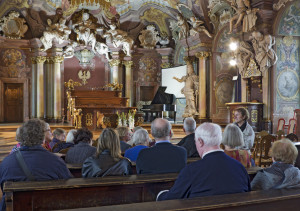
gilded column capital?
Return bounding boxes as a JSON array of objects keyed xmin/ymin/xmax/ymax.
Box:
[
  {"xmin": 109, "ymin": 59, "xmax": 121, "ymax": 67},
  {"xmin": 50, "ymin": 56, "xmax": 64, "ymax": 63},
  {"xmin": 161, "ymin": 63, "xmax": 172, "ymax": 69},
  {"xmin": 122, "ymin": 61, "xmax": 133, "ymax": 68},
  {"xmin": 195, "ymin": 51, "xmax": 211, "ymax": 59},
  {"xmin": 31, "ymin": 56, "xmax": 47, "ymax": 64},
  {"xmin": 183, "ymin": 56, "xmax": 194, "ymax": 63}
]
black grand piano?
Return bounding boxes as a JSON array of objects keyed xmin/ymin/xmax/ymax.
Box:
[{"xmin": 141, "ymin": 86, "xmax": 176, "ymax": 122}]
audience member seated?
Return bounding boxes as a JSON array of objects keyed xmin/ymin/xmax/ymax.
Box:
[
  {"xmin": 124, "ymin": 129, "xmax": 149, "ymax": 162},
  {"xmin": 65, "ymin": 128, "xmax": 96, "ymax": 164},
  {"xmin": 10, "ymin": 127, "xmax": 21, "ymax": 154},
  {"xmin": 82, "ymin": 128, "xmax": 132, "ymax": 177},
  {"xmin": 222, "ymin": 124, "xmax": 251, "ymax": 168},
  {"xmin": 177, "ymin": 117, "xmax": 199, "ymax": 157},
  {"xmin": 136, "ymin": 118, "xmax": 187, "ymax": 174},
  {"xmin": 0, "ymin": 119, "xmax": 72, "ymax": 210},
  {"xmin": 42, "ymin": 123, "xmax": 52, "ymax": 151},
  {"xmin": 251, "ymin": 138, "xmax": 300, "ymax": 190},
  {"xmin": 156, "ymin": 122, "xmax": 250, "ymax": 201},
  {"xmin": 49, "ymin": 128, "xmax": 66, "ymax": 149},
  {"xmin": 52, "ymin": 129, "xmax": 76, "ymax": 153},
  {"xmin": 116, "ymin": 126, "xmax": 132, "ymax": 153},
  {"xmin": 233, "ymin": 107, "xmax": 255, "ymax": 153},
  {"xmin": 66, "ymin": 129, "xmax": 77, "ymax": 144}
]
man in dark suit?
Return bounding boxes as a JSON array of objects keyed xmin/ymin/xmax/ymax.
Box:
[
  {"xmin": 177, "ymin": 117, "xmax": 199, "ymax": 157},
  {"xmin": 136, "ymin": 118, "xmax": 187, "ymax": 174},
  {"xmin": 157, "ymin": 122, "xmax": 251, "ymax": 201}
]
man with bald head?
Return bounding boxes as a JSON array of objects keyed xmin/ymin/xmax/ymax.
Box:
[
  {"xmin": 157, "ymin": 122, "xmax": 250, "ymax": 201},
  {"xmin": 136, "ymin": 118, "xmax": 187, "ymax": 174}
]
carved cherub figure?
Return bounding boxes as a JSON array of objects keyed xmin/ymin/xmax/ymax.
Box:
[
  {"xmin": 40, "ymin": 18, "xmax": 71, "ymax": 51},
  {"xmin": 189, "ymin": 16, "xmax": 212, "ymax": 38},
  {"xmin": 176, "ymin": 13, "xmax": 189, "ymax": 40},
  {"xmin": 103, "ymin": 23, "xmax": 134, "ymax": 57}
]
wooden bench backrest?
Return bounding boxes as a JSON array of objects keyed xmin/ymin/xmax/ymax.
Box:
[
  {"xmin": 69, "ymin": 188, "xmax": 300, "ymax": 211},
  {"xmin": 4, "ymin": 173, "xmax": 177, "ymax": 211}
]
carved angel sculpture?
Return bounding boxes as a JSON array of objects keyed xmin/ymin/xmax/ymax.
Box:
[
  {"xmin": 189, "ymin": 16, "xmax": 212, "ymax": 38},
  {"xmin": 176, "ymin": 13, "xmax": 189, "ymax": 40},
  {"xmin": 230, "ymin": 37, "xmax": 255, "ymax": 76},
  {"xmin": 228, "ymin": 0, "xmax": 258, "ymax": 33},
  {"xmin": 95, "ymin": 41, "xmax": 110, "ymax": 61},
  {"xmin": 103, "ymin": 23, "xmax": 134, "ymax": 57},
  {"xmin": 40, "ymin": 18, "xmax": 71, "ymax": 51},
  {"xmin": 73, "ymin": 12, "xmax": 97, "ymax": 53},
  {"xmin": 173, "ymin": 61, "xmax": 199, "ymax": 117},
  {"xmin": 251, "ymin": 31, "xmax": 277, "ymax": 73}
]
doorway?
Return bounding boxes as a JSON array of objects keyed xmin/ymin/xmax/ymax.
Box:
[{"xmin": 4, "ymin": 83, "xmax": 23, "ymax": 122}]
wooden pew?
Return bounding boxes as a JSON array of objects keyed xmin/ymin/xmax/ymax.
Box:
[
  {"xmin": 64, "ymin": 188, "xmax": 300, "ymax": 211},
  {"xmin": 4, "ymin": 167, "xmax": 261, "ymax": 210},
  {"xmin": 4, "ymin": 173, "xmax": 177, "ymax": 211}
]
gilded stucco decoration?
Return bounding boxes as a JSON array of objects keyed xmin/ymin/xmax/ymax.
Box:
[
  {"xmin": 2, "ymin": 49, "xmax": 27, "ymax": 78},
  {"xmin": 0, "ymin": 11, "xmax": 28, "ymax": 39},
  {"xmin": 139, "ymin": 25, "xmax": 160, "ymax": 49},
  {"xmin": 78, "ymin": 70, "xmax": 91, "ymax": 85},
  {"xmin": 140, "ymin": 8, "xmax": 170, "ymax": 36},
  {"xmin": 208, "ymin": 0, "xmax": 233, "ymax": 30}
]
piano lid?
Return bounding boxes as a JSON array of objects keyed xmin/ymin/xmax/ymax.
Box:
[{"xmin": 151, "ymin": 86, "xmax": 176, "ymax": 105}]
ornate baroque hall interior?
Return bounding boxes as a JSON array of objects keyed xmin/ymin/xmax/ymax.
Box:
[{"xmin": 0, "ymin": 0, "xmax": 299, "ymax": 157}]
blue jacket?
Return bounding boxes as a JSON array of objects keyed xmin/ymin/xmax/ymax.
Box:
[
  {"xmin": 136, "ymin": 142, "xmax": 187, "ymax": 174},
  {"xmin": 0, "ymin": 145, "xmax": 72, "ymax": 210},
  {"xmin": 157, "ymin": 151, "xmax": 251, "ymax": 201},
  {"xmin": 124, "ymin": 145, "xmax": 148, "ymax": 162}
]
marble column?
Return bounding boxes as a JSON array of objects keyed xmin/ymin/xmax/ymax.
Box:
[
  {"xmin": 195, "ymin": 51, "xmax": 211, "ymax": 121},
  {"xmin": 30, "ymin": 57, "xmax": 37, "ymax": 118},
  {"xmin": 45, "ymin": 58, "xmax": 54, "ymax": 120},
  {"xmin": 262, "ymin": 70, "xmax": 270, "ymax": 120},
  {"xmin": 109, "ymin": 59, "xmax": 121, "ymax": 84},
  {"xmin": 34, "ymin": 56, "xmax": 47, "ymax": 119},
  {"xmin": 123, "ymin": 60, "xmax": 133, "ymax": 106},
  {"xmin": 51, "ymin": 56, "xmax": 64, "ymax": 121}
]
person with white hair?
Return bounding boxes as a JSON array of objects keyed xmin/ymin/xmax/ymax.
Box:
[
  {"xmin": 157, "ymin": 122, "xmax": 250, "ymax": 201},
  {"xmin": 124, "ymin": 129, "xmax": 149, "ymax": 162},
  {"xmin": 177, "ymin": 117, "xmax": 199, "ymax": 157}
]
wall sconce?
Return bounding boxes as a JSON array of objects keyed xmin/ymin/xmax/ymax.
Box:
[
  {"xmin": 229, "ymin": 42, "xmax": 238, "ymax": 51},
  {"xmin": 229, "ymin": 59, "xmax": 237, "ymax": 66}
]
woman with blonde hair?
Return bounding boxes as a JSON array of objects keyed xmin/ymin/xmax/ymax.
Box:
[
  {"xmin": 222, "ymin": 124, "xmax": 251, "ymax": 168},
  {"xmin": 82, "ymin": 128, "xmax": 132, "ymax": 177},
  {"xmin": 251, "ymin": 139, "xmax": 300, "ymax": 190}
]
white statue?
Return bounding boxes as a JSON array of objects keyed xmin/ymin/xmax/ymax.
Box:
[
  {"xmin": 176, "ymin": 13, "xmax": 189, "ymax": 40},
  {"xmin": 103, "ymin": 23, "xmax": 134, "ymax": 57},
  {"xmin": 189, "ymin": 16, "xmax": 212, "ymax": 38},
  {"xmin": 173, "ymin": 60, "xmax": 199, "ymax": 117},
  {"xmin": 95, "ymin": 41, "xmax": 110, "ymax": 60},
  {"xmin": 63, "ymin": 41, "xmax": 78, "ymax": 58},
  {"xmin": 40, "ymin": 18, "xmax": 71, "ymax": 51},
  {"xmin": 251, "ymin": 31, "xmax": 278, "ymax": 73},
  {"xmin": 73, "ymin": 12, "xmax": 97, "ymax": 52}
]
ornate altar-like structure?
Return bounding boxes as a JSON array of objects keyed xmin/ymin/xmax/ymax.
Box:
[
  {"xmin": 68, "ymin": 90, "xmax": 143, "ymax": 130},
  {"xmin": 226, "ymin": 102, "xmax": 263, "ymax": 132}
]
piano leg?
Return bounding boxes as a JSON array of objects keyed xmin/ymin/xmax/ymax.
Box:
[{"xmin": 174, "ymin": 111, "xmax": 176, "ymax": 123}]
